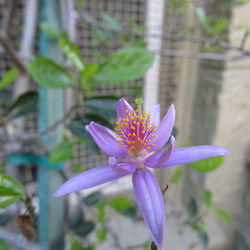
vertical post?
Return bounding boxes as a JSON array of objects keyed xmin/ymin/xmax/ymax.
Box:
[
  {"xmin": 144, "ymin": 0, "xmax": 165, "ymax": 112},
  {"xmin": 38, "ymin": 0, "xmax": 65, "ymax": 249}
]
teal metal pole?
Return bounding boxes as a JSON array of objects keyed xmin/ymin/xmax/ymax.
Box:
[{"xmin": 38, "ymin": 0, "xmax": 65, "ymax": 248}]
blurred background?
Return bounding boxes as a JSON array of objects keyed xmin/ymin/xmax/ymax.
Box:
[{"xmin": 0, "ymin": 0, "xmax": 249, "ymax": 249}]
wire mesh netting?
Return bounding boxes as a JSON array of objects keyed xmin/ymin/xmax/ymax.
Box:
[{"xmin": 0, "ymin": 0, "xmax": 180, "ymax": 180}]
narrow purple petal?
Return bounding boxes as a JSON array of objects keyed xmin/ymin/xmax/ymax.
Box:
[
  {"xmin": 132, "ymin": 169, "xmax": 165, "ymax": 249},
  {"xmin": 86, "ymin": 122, "xmax": 127, "ymax": 158},
  {"xmin": 150, "ymin": 104, "xmax": 176, "ymax": 151},
  {"xmin": 117, "ymin": 98, "xmax": 133, "ymax": 119},
  {"xmin": 108, "ymin": 157, "xmax": 136, "ymax": 174},
  {"xmin": 147, "ymin": 145, "xmax": 229, "ymax": 169},
  {"xmin": 149, "ymin": 104, "xmax": 160, "ymax": 126},
  {"xmin": 145, "ymin": 136, "xmax": 176, "ymax": 168},
  {"xmin": 54, "ymin": 165, "xmax": 127, "ymax": 196}
]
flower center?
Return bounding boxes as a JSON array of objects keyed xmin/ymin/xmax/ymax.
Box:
[{"xmin": 115, "ymin": 109, "xmax": 157, "ymax": 153}]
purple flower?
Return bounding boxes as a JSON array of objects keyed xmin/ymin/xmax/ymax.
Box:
[{"xmin": 54, "ymin": 98, "xmax": 229, "ymax": 249}]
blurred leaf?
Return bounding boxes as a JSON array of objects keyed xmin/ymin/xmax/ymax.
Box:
[
  {"xmin": 0, "ymin": 214, "xmax": 12, "ymax": 225},
  {"xmin": 121, "ymin": 204, "xmax": 137, "ymax": 218},
  {"xmin": 68, "ymin": 113, "xmax": 113, "ymax": 154},
  {"xmin": 7, "ymin": 91, "xmax": 38, "ymax": 119},
  {"xmin": 0, "ymin": 197, "xmax": 17, "ymax": 209},
  {"xmin": 213, "ymin": 208, "xmax": 232, "ymax": 223},
  {"xmin": 75, "ymin": 0, "xmax": 85, "ymax": 10},
  {"xmin": 187, "ymin": 198, "xmax": 198, "ymax": 217},
  {"xmin": 70, "ymin": 209, "xmax": 85, "ymax": 230},
  {"xmin": 97, "ymin": 202, "xmax": 106, "ymax": 223},
  {"xmin": 28, "ymin": 57, "xmax": 75, "ymax": 88},
  {"xmin": 49, "ymin": 139, "xmax": 74, "ymax": 163},
  {"xmin": 59, "ymin": 39, "xmax": 85, "ymax": 71},
  {"xmin": 108, "ymin": 197, "xmax": 133, "ymax": 212},
  {"xmin": 91, "ymin": 26, "xmax": 112, "ymax": 44},
  {"xmin": 131, "ymin": 39, "xmax": 147, "ymax": 48},
  {"xmin": 127, "ymin": 84, "xmax": 142, "ymax": 96},
  {"xmin": 198, "ymin": 232, "xmax": 209, "ymax": 247},
  {"xmin": 211, "ymin": 20, "xmax": 227, "ymax": 33},
  {"xmin": 40, "ymin": 23, "xmax": 67, "ymax": 38},
  {"xmin": 187, "ymin": 156, "xmax": 224, "ymax": 172},
  {"xmin": 170, "ymin": 166, "xmax": 183, "ymax": 184},
  {"xmin": 196, "ymin": 7, "xmax": 207, "ymax": 27},
  {"xmin": 0, "ymin": 240, "xmax": 12, "ymax": 250},
  {"xmin": 0, "ymin": 173, "xmax": 25, "ymax": 198},
  {"xmin": 83, "ymin": 244, "xmax": 96, "ymax": 250},
  {"xmin": 0, "ymin": 186, "xmax": 22, "ymax": 197},
  {"xmin": 0, "ymin": 68, "xmax": 19, "ymax": 90},
  {"xmin": 192, "ymin": 220, "xmax": 206, "ymax": 233},
  {"xmin": 94, "ymin": 47, "xmax": 154, "ymax": 83},
  {"xmin": 202, "ymin": 189, "xmax": 213, "ymax": 208},
  {"xmin": 85, "ymin": 96, "xmax": 119, "ymax": 119},
  {"xmin": 83, "ymin": 191, "xmax": 102, "ymax": 206},
  {"xmin": 96, "ymin": 227, "xmax": 107, "ymax": 241},
  {"xmin": 72, "ymin": 221, "xmax": 95, "ymax": 237},
  {"xmin": 101, "ymin": 13, "xmax": 122, "ymax": 31},
  {"xmin": 70, "ymin": 238, "xmax": 83, "ymax": 250},
  {"xmin": 81, "ymin": 63, "xmax": 99, "ymax": 86},
  {"xmin": 72, "ymin": 164, "xmax": 84, "ymax": 173}
]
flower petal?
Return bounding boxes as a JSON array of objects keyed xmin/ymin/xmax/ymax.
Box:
[
  {"xmin": 108, "ymin": 157, "xmax": 136, "ymax": 174},
  {"xmin": 147, "ymin": 145, "xmax": 229, "ymax": 168},
  {"xmin": 132, "ymin": 169, "xmax": 165, "ymax": 249},
  {"xmin": 86, "ymin": 122, "xmax": 127, "ymax": 158},
  {"xmin": 145, "ymin": 136, "xmax": 176, "ymax": 168},
  {"xmin": 150, "ymin": 104, "xmax": 176, "ymax": 151},
  {"xmin": 149, "ymin": 104, "xmax": 160, "ymax": 126},
  {"xmin": 117, "ymin": 98, "xmax": 133, "ymax": 119},
  {"xmin": 54, "ymin": 165, "xmax": 127, "ymax": 196}
]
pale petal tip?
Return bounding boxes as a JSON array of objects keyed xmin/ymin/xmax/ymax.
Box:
[
  {"xmin": 53, "ymin": 189, "xmax": 63, "ymax": 197},
  {"xmin": 222, "ymin": 148, "xmax": 230, "ymax": 155}
]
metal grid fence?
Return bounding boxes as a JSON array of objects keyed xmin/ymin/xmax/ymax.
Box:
[{"xmin": 0, "ymin": 0, "xmax": 180, "ymax": 177}]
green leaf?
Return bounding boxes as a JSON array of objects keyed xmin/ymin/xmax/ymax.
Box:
[
  {"xmin": 121, "ymin": 204, "xmax": 137, "ymax": 218},
  {"xmin": 0, "ymin": 240, "xmax": 12, "ymax": 250},
  {"xmin": 198, "ymin": 232, "xmax": 209, "ymax": 247},
  {"xmin": 7, "ymin": 91, "xmax": 38, "ymax": 119},
  {"xmin": 59, "ymin": 39, "xmax": 85, "ymax": 71},
  {"xmin": 187, "ymin": 198, "xmax": 198, "ymax": 217},
  {"xmin": 196, "ymin": 7, "xmax": 207, "ymax": 27},
  {"xmin": 70, "ymin": 210, "xmax": 85, "ymax": 230},
  {"xmin": 96, "ymin": 227, "xmax": 107, "ymax": 241},
  {"xmin": 70, "ymin": 238, "xmax": 83, "ymax": 250},
  {"xmin": 0, "ymin": 197, "xmax": 17, "ymax": 209},
  {"xmin": 213, "ymin": 208, "xmax": 232, "ymax": 223},
  {"xmin": 0, "ymin": 68, "xmax": 19, "ymax": 90},
  {"xmin": 72, "ymin": 221, "xmax": 95, "ymax": 237},
  {"xmin": 170, "ymin": 166, "xmax": 184, "ymax": 184},
  {"xmin": 0, "ymin": 186, "xmax": 22, "ymax": 197},
  {"xmin": 28, "ymin": 57, "xmax": 74, "ymax": 88},
  {"xmin": 72, "ymin": 164, "xmax": 84, "ymax": 173},
  {"xmin": 101, "ymin": 13, "xmax": 122, "ymax": 31},
  {"xmin": 211, "ymin": 20, "xmax": 227, "ymax": 33},
  {"xmin": 194, "ymin": 220, "xmax": 206, "ymax": 233},
  {"xmin": 108, "ymin": 197, "xmax": 133, "ymax": 212},
  {"xmin": 40, "ymin": 23, "xmax": 66, "ymax": 38},
  {"xmin": 0, "ymin": 173, "xmax": 25, "ymax": 198},
  {"xmin": 49, "ymin": 139, "xmax": 74, "ymax": 163},
  {"xmin": 187, "ymin": 156, "xmax": 224, "ymax": 172},
  {"xmin": 0, "ymin": 214, "xmax": 12, "ymax": 225},
  {"xmin": 83, "ymin": 191, "xmax": 102, "ymax": 206},
  {"xmin": 202, "ymin": 189, "xmax": 213, "ymax": 208},
  {"xmin": 94, "ymin": 47, "xmax": 154, "ymax": 83},
  {"xmin": 97, "ymin": 202, "xmax": 106, "ymax": 223},
  {"xmin": 81, "ymin": 63, "xmax": 99, "ymax": 86},
  {"xmin": 85, "ymin": 96, "xmax": 119, "ymax": 119}
]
